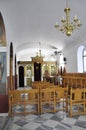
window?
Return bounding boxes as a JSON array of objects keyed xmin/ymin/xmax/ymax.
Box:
[
  {"xmin": 83, "ymin": 49, "xmax": 86, "ymax": 72},
  {"xmin": 77, "ymin": 45, "xmax": 86, "ymax": 73}
]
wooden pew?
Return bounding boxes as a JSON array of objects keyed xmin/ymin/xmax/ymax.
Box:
[
  {"xmin": 68, "ymin": 87, "xmax": 85, "ymax": 117},
  {"xmin": 62, "ymin": 76, "xmax": 86, "ymax": 89},
  {"xmin": 39, "ymin": 87, "xmax": 56, "ymax": 114},
  {"xmin": 32, "ymin": 81, "xmax": 52, "ymax": 89},
  {"xmin": 9, "ymin": 89, "xmax": 39, "ymax": 116},
  {"xmin": 8, "ymin": 78, "xmax": 86, "ymax": 117},
  {"xmin": 54, "ymin": 86, "xmax": 68, "ymax": 112}
]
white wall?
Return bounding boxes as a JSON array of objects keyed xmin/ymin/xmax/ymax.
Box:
[
  {"xmin": 63, "ymin": 47, "xmax": 77, "ymax": 72},
  {"xmin": 63, "ymin": 41, "xmax": 86, "ymax": 73}
]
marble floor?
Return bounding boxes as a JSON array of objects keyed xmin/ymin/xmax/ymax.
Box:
[{"xmin": 0, "ymin": 112, "xmax": 86, "ymax": 130}]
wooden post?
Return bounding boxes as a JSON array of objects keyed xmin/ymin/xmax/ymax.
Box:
[{"xmin": 10, "ymin": 42, "xmax": 13, "ymax": 90}]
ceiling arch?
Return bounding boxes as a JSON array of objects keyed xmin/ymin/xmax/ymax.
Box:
[{"xmin": 0, "ymin": 0, "xmax": 86, "ymax": 60}]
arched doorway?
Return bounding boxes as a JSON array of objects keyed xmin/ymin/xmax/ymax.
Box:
[
  {"xmin": 19, "ymin": 66, "xmax": 24, "ymax": 87},
  {"xmin": 34, "ymin": 62, "xmax": 41, "ymax": 81}
]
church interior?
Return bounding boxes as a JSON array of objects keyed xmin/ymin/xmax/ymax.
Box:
[{"xmin": 0, "ymin": 0, "xmax": 86, "ymax": 129}]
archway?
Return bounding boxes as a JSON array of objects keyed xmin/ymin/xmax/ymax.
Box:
[{"xmin": 19, "ymin": 66, "xmax": 24, "ymax": 87}]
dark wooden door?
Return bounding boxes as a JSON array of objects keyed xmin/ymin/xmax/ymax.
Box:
[
  {"xmin": 34, "ymin": 62, "xmax": 41, "ymax": 81},
  {"xmin": 19, "ymin": 66, "xmax": 24, "ymax": 87}
]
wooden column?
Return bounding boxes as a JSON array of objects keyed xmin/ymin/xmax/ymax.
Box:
[{"xmin": 10, "ymin": 42, "xmax": 13, "ymax": 90}]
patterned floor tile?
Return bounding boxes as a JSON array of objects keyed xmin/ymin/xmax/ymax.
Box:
[
  {"xmin": 78, "ymin": 115, "xmax": 86, "ymax": 121},
  {"xmin": 71, "ymin": 125, "xmax": 86, "ymax": 130},
  {"xmin": 23, "ymin": 122, "xmax": 41, "ymax": 130},
  {"xmin": 43, "ymin": 119, "xmax": 58, "ymax": 128},
  {"xmin": 61, "ymin": 117, "xmax": 77, "ymax": 127},
  {"xmin": 75, "ymin": 120, "xmax": 86, "ymax": 128},
  {"xmin": 34, "ymin": 117, "xmax": 47, "ymax": 123},
  {"xmin": 50, "ymin": 115, "xmax": 63, "ymax": 122},
  {"xmin": 14, "ymin": 120, "xmax": 28, "ymax": 126},
  {"xmin": 11, "ymin": 124, "xmax": 22, "ymax": 130},
  {"xmin": 36, "ymin": 125, "xmax": 52, "ymax": 130},
  {"xmin": 40, "ymin": 113, "xmax": 53, "ymax": 119},
  {"xmin": 55, "ymin": 124, "xmax": 68, "ymax": 130},
  {"xmin": 25, "ymin": 114, "xmax": 38, "ymax": 121}
]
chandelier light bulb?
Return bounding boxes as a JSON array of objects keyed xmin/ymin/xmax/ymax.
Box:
[
  {"xmin": 66, "ymin": 29, "xmax": 72, "ymax": 36},
  {"xmin": 61, "ymin": 16, "xmax": 66, "ymax": 23},
  {"xmin": 55, "ymin": 22, "xmax": 59, "ymax": 28},
  {"xmin": 74, "ymin": 15, "xmax": 78, "ymax": 22},
  {"xmin": 77, "ymin": 20, "xmax": 82, "ymax": 27}
]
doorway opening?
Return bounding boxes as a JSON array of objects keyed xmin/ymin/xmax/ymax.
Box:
[
  {"xmin": 19, "ymin": 66, "xmax": 24, "ymax": 87},
  {"xmin": 34, "ymin": 62, "xmax": 41, "ymax": 81}
]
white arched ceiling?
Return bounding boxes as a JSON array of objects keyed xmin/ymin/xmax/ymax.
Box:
[{"xmin": 0, "ymin": 0, "xmax": 86, "ymax": 61}]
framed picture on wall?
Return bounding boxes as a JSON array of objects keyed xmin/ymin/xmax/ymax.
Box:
[
  {"xmin": 0, "ymin": 52, "xmax": 6, "ymax": 94},
  {"xmin": 51, "ymin": 65, "xmax": 56, "ymax": 76}
]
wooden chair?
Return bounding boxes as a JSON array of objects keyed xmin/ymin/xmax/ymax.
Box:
[
  {"xmin": 25, "ymin": 89, "xmax": 40, "ymax": 115},
  {"xmin": 68, "ymin": 87, "xmax": 85, "ymax": 117},
  {"xmin": 9, "ymin": 89, "xmax": 39, "ymax": 116},
  {"xmin": 84, "ymin": 88, "xmax": 86, "ymax": 115},
  {"xmin": 39, "ymin": 88, "xmax": 56, "ymax": 114},
  {"xmin": 9, "ymin": 90, "xmax": 25, "ymax": 116},
  {"xmin": 32, "ymin": 81, "xmax": 51, "ymax": 89},
  {"xmin": 54, "ymin": 86, "xmax": 68, "ymax": 112}
]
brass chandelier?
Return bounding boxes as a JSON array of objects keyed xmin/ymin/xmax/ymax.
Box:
[{"xmin": 55, "ymin": 0, "xmax": 82, "ymax": 36}]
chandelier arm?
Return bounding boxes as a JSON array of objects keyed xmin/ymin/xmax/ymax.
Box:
[{"xmin": 65, "ymin": 8, "xmax": 71, "ymax": 27}]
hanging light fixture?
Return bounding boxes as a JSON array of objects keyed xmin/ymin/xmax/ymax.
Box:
[
  {"xmin": 31, "ymin": 42, "xmax": 44, "ymax": 63},
  {"xmin": 55, "ymin": 0, "xmax": 82, "ymax": 36}
]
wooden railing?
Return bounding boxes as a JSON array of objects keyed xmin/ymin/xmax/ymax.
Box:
[
  {"xmin": 68, "ymin": 86, "xmax": 86, "ymax": 117},
  {"xmin": 9, "ymin": 89, "xmax": 39, "ymax": 116},
  {"xmin": 62, "ymin": 73, "xmax": 86, "ymax": 78},
  {"xmin": 9, "ymin": 78, "xmax": 86, "ymax": 117},
  {"xmin": 9, "ymin": 86, "xmax": 68, "ymax": 116},
  {"xmin": 32, "ymin": 81, "xmax": 53, "ymax": 89},
  {"xmin": 62, "ymin": 74, "xmax": 86, "ymax": 89}
]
